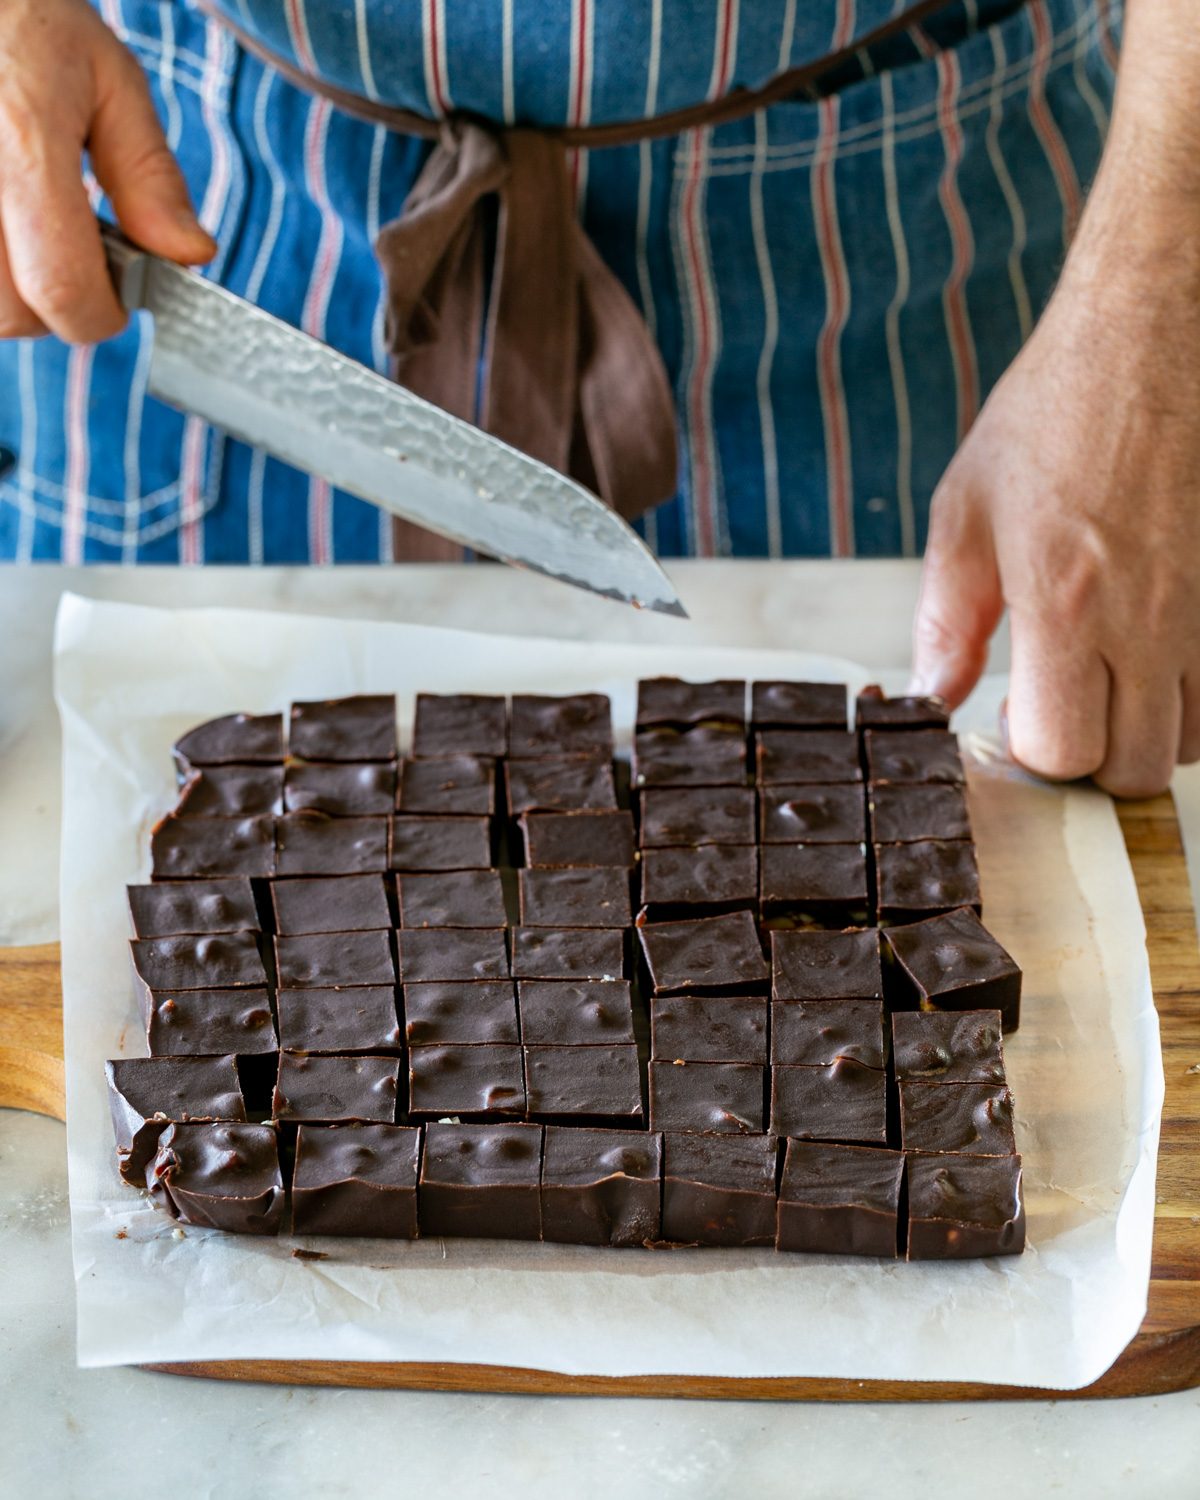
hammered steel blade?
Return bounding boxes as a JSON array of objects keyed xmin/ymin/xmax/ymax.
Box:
[{"xmin": 102, "ymin": 227, "xmax": 686, "ymax": 616}]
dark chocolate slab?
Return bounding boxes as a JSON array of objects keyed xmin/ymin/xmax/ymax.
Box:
[
  {"xmin": 760, "ymin": 843, "xmax": 870, "ymax": 926},
  {"xmin": 771, "ymin": 927, "xmax": 883, "ymax": 1001},
  {"xmin": 874, "ymin": 838, "xmax": 981, "ymax": 924},
  {"xmin": 151, "ymin": 813, "xmax": 276, "ymax": 879},
  {"xmin": 275, "ymin": 813, "xmax": 388, "ymax": 876},
  {"xmin": 868, "ymin": 782, "xmax": 972, "ymax": 844},
  {"xmin": 128, "ymin": 878, "xmax": 260, "ymax": 938},
  {"xmin": 275, "ymin": 986, "xmax": 401, "ymax": 1053},
  {"xmin": 271, "ymin": 874, "xmax": 393, "ymax": 935},
  {"xmin": 174, "ymin": 764, "xmax": 285, "ymax": 818},
  {"xmin": 884, "ymin": 908, "xmax": 1021, "ymax": 1031},
  {"xmin": 419, "ymin": 1122, "xmax": 543, "ymax": 1240},
  {"xmin": 397, "ymin": 927, "xmax": 509, "ymax": 983},
  {"xmin": 509, "ymin": 693, "xmax": 613, "ymax": 757},
  {"xmin": 518, "ymin": 867, "xmax": 632, "ymax": 929},
  {"xmin": 905, "ymin": 1151, "xmax": 1026, "ymax": 1258},
  {"xmin": 769, "ymin": 1059, "xmax": 888, "ymax": 1145},
  {"xmin": 396, "ymin": 755, "xmax": 496, "ymax": 816},
  {"xmin": 510, "ymin": 927, "xmax": 625, "ymax": 981},
  {"xmin": 145, "ymin": 987, "xmax": 277, "ymax": 1057},
  {"xmin": 541, "ymin": 1127, "xmax": 662, "ymax": 1247},
  {"xmin": 648, "ymin": 1060, "xmax": 764, "ymax": 1134},
  {"xmin": 520, "ymin": 810, "xmax": 635, "ymax": 869},
  {"xmin": 408, "ymin": 1044, "xmax": 526, "ymax": 1119},
  {"xmin": 147, "ymin": 1122, "xmax": 283, "ymax": 1234},
  {"xmin": 755, "ymin": 730, "xmax": 862, "ymax": 786},
  {"xmin": 411, "ymin": 693, "xmax": 507, "ymax": 758},
  {"xmin": 891, "ymin": 1010, "xmax": 1005, "ymax": 1085},
  {"xmin": 283, "ymin": 759, "xmax": 397, "ymax": 816},
  {"xmin": 633, "ymin": 724, "xmax": 748, "ymax": 789},
  {"xmin": 274, "ymin": 929, "xmax": 396, "ymax": 989},
  {"xmin": 130, "ymin": 930, "xmax": 266, "ymax": 993},
  {"xmin": 638, "ymin": 910, "xmax": 768, "ymax": 995},
  {"xmin": 517, "ymin": 980, "xmax": 635, "ymax": 1046},
  {"xmin": 751, "ymin": 681, "xmax": 847, "ymax": 730},
  {"xmin": 638, "ymin": 786, "xmax": 757, "ymax": 848},
  {"xmin": 524, "ymin": 1045, "xmax": 643, "ymax": 1123},
  {"xmin": 403, "ymin": 981, "xmax": 520, "ymax": 1046},
  {"xmin": 397, "ymin": 870, "xmax": 507, "ymax": 929},
  {"xmin": 770, "ymin": 999, "xmax": 886, "ymax": 1069},
  {"xmin": 504, "ymin": 757, "xmax": 617, "ymax": 815},
  {"xmin": 661, "ymin": 1133, "xmax": 776, "ymax": 1247},
  {"xmin": 106, "ymin": 1054, "xmax": 246, "ymax": 1185},
  {"xmin": 899, "ymin": 1082, "xmax": 1016, "ymax": 1156},
  {"xmin": 855, "ymin": 685, "xmax": 950, "ymax": 731},
  {"xmin": 776, "ymin": 1140, "xmax": 903, "ymax": 1256},
  {"xmin": 288, "ymin": 694, "xmax": 397, "ymax": 762},
  {"xmin": 864, "ymin": 728, "xmax": 964, "ymax": 785},
  {"xmin": 291, "ymin": 1123, "xmax": 421, "ymax": 1238},
  {"xmin": 273, "ymin": 1052, "xmax": 400, "ymax": 1123},
  {"xmin": 650, "ymin": 994, "xmax": 767, "ymax": 1065},
  {"xmin": 174, "ymin": 712, "xmax": 284, "ymax": 769},
  {"xmin": 759, "ymin": 784, "xmax": 866, "ymax": 844},
  {"xmin": 638, "ymin": 845, "xmax": 757, "ymax": 918},
  {"xmin": 390, "ymin": 815, "xmax": 492, "ymax": 871},
  {"xmin": 636, "ymin": 677, "xmax": 745, "ymax": 729}
]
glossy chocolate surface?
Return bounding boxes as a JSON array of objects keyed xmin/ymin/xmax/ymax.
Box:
[
  {"xmin": 396, "ymin": 755, "xmax": 496, "ymax": 815},
  {"xmin": 524, "ymin": 1044, "xmax": 643, "ymax": 1122},
  {"xmin": 884, "ymin": 907, "xmax": 1022, "ymax": 1032},
  {"xmin": 418, "ymin": 1122, "xmax": 543, "ymax": 1240},
  {"xmin": 855, "ymin": 686, "xmax": 950, "ymax": 731},
  {"xmin": 638, "ymin": 785, "xmax": 757, "ymax": 848},
  {"xmin": 273, "ymin": 1052, "xmax": 400, "ymax": 1123},
  {"xmin": 509, "ymin": 693, "xmax": 613, "ymax": 757},
  {"xmin": 283, "ymin": 759, "xmax": 397, "ymax": 816},
  {"xmin": 106, "ymin": 1054, "xmax": 245, "ymax": 1184},
  {"xmin": 541, "ymin": 1126, "xmax": 662, "ymax": 1246},
  {"xmin": 776, "ymin": 1140, "xmax": 903, "ymax": 1256},
  {"xmin": 145, "ymin": 987, "xmax": 276, "ymax": 1056},
  {"xmin": 151, "ymin": 813, "xmax": 276, "ymax": 879},
  {"xmin": 131, "ymin": 930, "xmax": 266, "ymax": 992},
  {"xmin": 147, "ymin": 1122, "xmax": 283, "ymax": 1234},
  {"xmin": 174, "ymin": 764, "xmax": 284, "ymax": 818},
  {"xmin": 274, "ymin": 813, "xmax": 388, "ymax": 876},
  {"xmin": 518, "ymin": 867, "xmax": 632, "ymax": 928},
  {"xmin": 390, "ymin": 815, "xmax": 492, "ymax": 871},
  {"xmin": 397, "ymin": 869, "xmax": 507, "ymax": 928},
  {"xmin": 174, "ymin": 712, "xmax": 284, "ymax": 769},
  {"xmin": 770, "ymin": 927, "xmax": 883, "ymax": 1001},
  {"xmin": 905, "ymin": 1151, "xmax": 1026, "ymax": 1258},
  {"xmin": 520, "ymin": 809, "xmax": 635, "ymax": 868},
  {"xmin": 874, "ymin": 839, "xmax": 981, "ymax": 923},
  {"xmin": 635, "ymin": 677, "xmax": 745, "ymax": 728},
  {"xmin": 759, "ymin": 784, "xmax": 866, "ymax": 844},
  {"xmin": 770, "ymin": 999, "xmax": 886, "ymax": 1069},
  {"xmin": 649, "ymin": 1060, "xmax": 764, "ymax": 1134},
  {"xmin": 639, "ymin": 845, "xmax": 757, "ymax": 917},
  {"xmin": 404, "ymin": 981, "xmax": 520, "ymax": 1046},
  {"xmin": 274, "ymin": 929, "xmax": 395, "ymax": 989},
  {"xmin": 751, "ymin": 680, "xmax": 847, "ymax": 730},
  {"xmin": 650, "ymin": 993, "xmax": 767, "ymax": 1064},
  {"xmin": 864, "ymin": 728, "xmax": 965, "ymax": 785},
  {"xmin": 755, "ymin": 730, "xmax": 862, "ymax": 786},
  {"xmin": 128, "ymin": 878, "xmax": 260, "ymax": 938},
  {"xmin": 891, "ymin": 1009, "xmax": 1005, "ymax": 1084},
  {"xmin": 505, "ymin": 756, "xmax": 617, "ymax": 814},
  {"xmin": 271, "ymin": 874, "xmax": 393, "ymax": 935},
  {"xmin": 759, "ymin": 842, "xmax": 870, "ymax": 923},
  {"xmin": 275, "ymin": 985, "xmax": 401, "ymax": 1053},
  {"xmin": 412, "ymin": 693, "xmax": 507, "ymax": 758},
  {"xmin": 769, "ymin": 1059, "xmax": 888, "ymax": 1144},
  {"xmin": 288, "ymin": 695, "xmax": 398, "ymax": 762},
  {"xmin": 408, "ymin": 1044, "xmax": 526, "ymax": 1118},
  {"xmin": 899, "ymin": 1081, "xmax": 1016, "ymax": 1155},
  {"xmin": 397, "ymin": 926, "xmax": 509, "ymax": 983},
  {"xmin": 517, "ymin": 980, "xmax": 635, "ymax": 1046},
  {"xmin": 509, "ymin": 927, "xmax": 625, "ymax": 981},
  {"xmin": 291, "ymin": 1124, "xmax": 421, "ymax": 1237},
  {"xmin": 633, "ymin": 724, "xmax": 748, "ymax": 788},
  {"xmin": 868, "ymin": 781, "xmax": 972, "ymax": 843},
  {"xmin": 661, "ymin": 1133, "xmax": 777, "ymax": 1247},
  {"xmin": 638, "ymin": 910, "xmax": 768, "ymax": 995}
]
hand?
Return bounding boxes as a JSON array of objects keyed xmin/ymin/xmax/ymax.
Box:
[{"xmin": 0, "ymin": 0, "xmax": 215, "ymax": 344}]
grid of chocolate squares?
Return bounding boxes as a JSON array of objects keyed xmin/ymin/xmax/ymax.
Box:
[{"xmin": 107, "ymin": 682, "xmax": 1025, "ymax": 1259}]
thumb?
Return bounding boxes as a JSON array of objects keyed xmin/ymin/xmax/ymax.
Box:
[
  {"xmin": 87, "ymin": 45, "xmax": 217, "ymax": 266},
  {"xmin": 910, "ymin": 481, "xmax": 1004, "ymax": 709}
]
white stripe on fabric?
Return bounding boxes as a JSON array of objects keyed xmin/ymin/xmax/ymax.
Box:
[
  {"xmin": 634, "ymin": 0, "xmax": 664, "ymax": 555},
  {"xmin": 14, "ymin": 343, "xmax": 37, "ymax": 563},
  {"xmin": 501, "ymin": 0, "xmax": 516, "ymax": 125},
  {"xmin": 1071, "ymin": 0, "xmax": 1110, "ymax": 143},
  {"xmin": 156, "ymin": 3, "xmax": 183, "ymax": 150},
  {"xmin": 707, "ymin": 0, "xmax": 739, "ymax": 99},
  {"xmin": 985, "ymin": 25, "xmax": 1034, "ymax": 342},
  {"xmin": 812, "ymin": 94, "xmax": 854, "ymax": 557},
  {"xmin": 422, "ymin": 0, "xmax": 453, "ymax": 115},
  {"xmin": 122, "ymin": 318, "xmax": 154, "ymax": 562},
  {"xmin": 353, "ymin": 0, "xmax": 379, "ymax": 101},
  {"xmin": 301, "ymin": 97, "xmax": 344, "ymax": 564},
  {"xmin": 62, "ymin": 348, "xmax": 94, "ymax": 565},
  {"xmin": 749, "ymin": 109, "xmax": 782, "ymax": 559},
  {"xmin": 880, "ymin": 71, "xmax": 915, "ymax": 558},
  {"xmin": 366, "ymin": 124, "xmax": 393, "ymax": 563},
  {"xmin": 567, "ymin": 0, "xmax": 594, "ymax": 207},
  {"xmin": 284, "ymin": 0, "xmax": 318, "ymax": 74}
]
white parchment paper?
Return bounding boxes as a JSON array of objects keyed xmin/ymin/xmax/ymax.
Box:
[{"xmin": 54, "ymin": 594, "xmax": 1164, "ymax": 1386}]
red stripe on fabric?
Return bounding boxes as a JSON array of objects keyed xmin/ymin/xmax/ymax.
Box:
[
  {"xmin": 62, "ymin": 348, "xmax": 93, "ymax": 565},
  {"xmin": 935, "ymin": 51, "xmax": 979, "ymax": 442},
  {"xmin": 833, "ymin": 0, "xmax": 856, "ymax": 52},
  {"xmin": 712, "ymin": 0, "xmax": 736, "ymax": 97},
  {"xmin": 179, "ymin": 418, "xmax": 206, "ymax": 565},
  {"xmin": 813, "ymin": 97, "xmax": 853, "ymax": 558},
  {"xmin": 568, "ymin": 0, "xmax": 591, "ymax": 201},
  {"xmin": 1097, "ymin": 0, "xmax": 1120, "ymax": 71},
  {"xmin": 681, "ymin": 135, "xmax": 718, "ymax": 556},
  {"xmin": 301, "ymin": 97, "xmax": 342, "ymax": 565},
  {"xmin": 1028, "ymin": 0, "xmax": 1082, "ymax": 235},
  {"xmin": 284, "ymin": 0, "xmax": 317, "ymax": 74},
  {"xmin": 427, "ymin": 0, "xmax": 450, "ymax": 116}
]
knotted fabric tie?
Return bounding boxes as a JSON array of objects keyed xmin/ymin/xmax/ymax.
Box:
[{"xmin": 375, "ymin": 122, "xmax": 678, "ymax": 526}]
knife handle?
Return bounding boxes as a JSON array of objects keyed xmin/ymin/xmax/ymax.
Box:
[{"xmin": 97, "ymin": 220, "xmax": 150, "ymax": 312}]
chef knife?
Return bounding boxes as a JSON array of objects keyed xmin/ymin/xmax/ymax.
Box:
[{"xmin": 99, "ymin": 223, "xmax": 686, "ymax": 617}]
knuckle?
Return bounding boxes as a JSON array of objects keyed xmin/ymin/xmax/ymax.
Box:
[
  {"xmin": 1094, "ymin": 764, "xmax": 1171, "ymax": 801},
  {"xmin": 1007, "ymin": 722, "xmax": 1100, "ymax": 785}
]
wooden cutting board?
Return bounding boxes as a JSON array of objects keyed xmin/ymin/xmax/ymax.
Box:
[{"xmin": 3, "ymin": 794, "xmax": 1197, "ymax": 1400}]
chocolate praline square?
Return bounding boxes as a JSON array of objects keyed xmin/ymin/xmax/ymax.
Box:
[
  {"xmin": 524, "ymin": 1044, "xmax": 643, "ymax": 1123},
  {"xmin": 635, "ymin": 677, "xmax": 746, "ymax": 729},
  {"xmin": 868, "ymin": 782, "xmax": 972, "ymax": 843},
  {"xmin": 759, "ymin": 784, "xmax": 866, "ymax": 844},
  {"xmin": 650, "ymin": 994, "xmax": 767, "ymax": 1064},
  {"xmin": 864, "ymin": 728, "xmax": 964, "ymax": 785},
  {"xmin": 541, "ymin": 1127, "xmax": 662, "ymax": 1247},
  {"xmin": 408, "ymin": 1044, "xmax": 526, "ymax": 1119},
  {"xmin": 145, "ymin": 987, "xmax": 277, "ymax": 1057},
  {"xmin": 759, "ymin": 843, "xmax": 870, "ymax": 927},
  {"xmin": 275, "ymin": 813, "xmax": 388, "ymax": 876},
  {"xmin": 770, "ymin": 999, "xmax": 886, "ymax": 1069},
  {"xmin": 638, "ymin": 786, "xmax": 757, "ymax": 848},
  {"xmin": 638, "ymin": 845, "xmax": 758, "ymax": 920},
  {"xmin": 130, "ymin": 930, "xmax": 267, "ymax": 993},
  {"xmin": 755, "ymin": 730, "xmax": 862, "ymax": 786},
  {"xmin": 292, "ymin": 1123, "xmax": 421, "ymax": 1238},
  {"xmin": 403, "ymin": 981, "xmax": 520, "ymax": 1046},
  {"xmin": 106, "ymin": 1054, "xmax": 246, "ymax": 1185},
  {"xmin": 273, "ymin": 1052, "xmax": 400, "ymax": 1123},
  {"xmin": 505, "ymin": 757, "xmax": 618, "ymax": 815},
  {"xmin": 633, "ymin": 725, "xmax": 748, "ymax": 788},
  {"xmin": 648, "ymin": 1060, "xmax": 764, "ymax": 1134},
  {"xmin": 397, "ymin": 927, "xmax": 509, "ymax": 983},
  {"xmin": 638, "ymin": 910, "xmax": 768, "ymax": 995},
  {"xmin": 509, "ymin": 693, "xmax": 613, "ymax": 757},
  {"xmin": 283, "ymin": 759, "xmax": 397, "ymax": 816},
  {"xmin": 518, "ymin": 868, "xmax": 632, "ymax": 928},
  {"xmin": 173, "ymin": 764, "xmax": 285, "ymax": 818},
  {"xmin": 151, "ymin": 813, "xmax": 276, "ymax": 880},
  {"xmin": 769, "ymin": 1059, "xmax": 888, "ymax": 1145},
  {"xmin": 146, "ymin": 1122, "xmax": 283, "ymax": 1234},
  {"xmin": 884, "ymin": 908, "xmax": 1022, "ymax": 1031},
  {"xmin": 411, "ymin": 693, "xmax": 508, "ymax": 758},
  {"xmin": 128, "ymin": 877, "xmax": 261, "ymax": 938},
  {"xmin": 517, "ymin": 980, "xmax": 635, "ymax": 1046},
  {"xmin": 396, "ymin": 755, "xmax": 496, "ymax": 816},
  {"xmin": 390, "ymin": 815, "xmax": 492, "ymax": 871},
  {"xmin": 751, "ymin": 681, "xmax": 848, "ymax": 731},
  {"xmin": 397, "ymin": 870, "xmax": 507, "ymax": 928},
  {"xmin": 276, "ymin": 986, "xmax": 401, "ymax": 1053},
  {"xmin": 274, "ymin": 929, "xmax": 396, "ymax": 989},
  {"xmin": 891, "ymin": 1010, "xmax": 1005, "ymax": 1085},
  {"xmin": 874, "ymin": 838, "xmax": 981, "ymax": 924},
  {"xmin": 510, "ymin": 926, "xmax": 625, "ymax": 981},
  {"xmin": 173, "ymin": 712, "xmax": 284, "ymax": 771},
  {"xmin": 771, "ymin": 927, "xmax": 883, "ymax": 1001},
  {"xmin": 661, "ymin": 1133, "xmax": 777, "ymax": 1247},
  {"xmin": 905, "ymin": 1151, "xmax": 1026, "ymax": 1258},
  {"xmin": 855, "ymin": 685, "xmax": 950, "ymax": 732},
  {"xmin": 271, "ymin": 874, "xmax": 393, "ymax": 935},
  {"xmin": 288, "ymin": 694, "xmax": 398, "ymax": 762},
  {"xmin": 419, "ymin": 1122, "xmax": 543, "ymax": 1240},
  {"xmin": 899, "ymin": 1081, "xmax": 1016, "ymax": 1156},
  {"xmin": 519, "ymin": 809, "xmax": 635, "ymax": 868},
  {"xmin": 776, "ymin": 1140, "xmax": 903, "ymax": 1257}
]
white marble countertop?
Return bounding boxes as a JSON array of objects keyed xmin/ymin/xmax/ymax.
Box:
[{"xmin": 2, "ymin": 561, "xmax": 1197, "ymax": 1498}]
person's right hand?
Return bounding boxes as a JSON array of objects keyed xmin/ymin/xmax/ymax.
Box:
[{"xmin": 0, "ymin": 0, "xmax": 215, "ymax": 345}]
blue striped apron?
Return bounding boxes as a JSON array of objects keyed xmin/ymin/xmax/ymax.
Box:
[{"xmin": 0, "ymin": 0, "xmax": 1122, "ymax": 563}]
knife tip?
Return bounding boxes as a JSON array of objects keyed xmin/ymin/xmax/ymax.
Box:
[{"xmin": 645, "ymin": 596, "xmax": 690, "ymax": 620}]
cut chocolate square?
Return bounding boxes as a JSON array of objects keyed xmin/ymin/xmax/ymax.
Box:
[
  {"xmin": 650, "ymin": 994, "xmax": 767, "ymax": 1064},
  {"xmin": 130, "ymin": 931, "xmax": 267, "ymax": 995},
  {"xmin": 273, "ymin": 1052, "xmax": 400, "ymax": 1123},
  {"xmin": 883, "ymin": 908, "xmax": 1021, "ymax": 1031},
  {"xmin": 855, "ymin": 685, "xmax": 950, "ymax": 732},
  {"xmin": 776, "ymin": 1140, "xmax": 903, "ymax": 1256},
  {"xmin": 407, "ymin": 1043, "xmax": 526, "ymax": 1119},
  {"xmin": 769, "ymin": 1059, "xmax": 888, "ymax": 1144},
  {"xmin": 274, "ymin": 929, "xmax": 396, "ymax": 989},
  {"xmin": 891, "ymin": 1010, "xmax": 1005, "ymax": 1085},
  {"xmin": 760, "ymin": 843, "xmax": 870, "ymax": 927},
  {"xmin": 504, "ymin": 755, "xmax": 617, "ymax": 815},
  {"xmin": 509, "ymin": 693, "xmax": 613, "ymax": 757},
  {"xmin": 636, "ymin": 677, "xmax": 745, "ymax": 729},
  {"xmin": 396, "ymin": 755, "xmax": 496, "ymax": 816},
  {"xmin": 397, "ymin": 869, "xmax": 507, "ymax": 928},
  {"xmin": 638, "ymin": 785, "xmax": 757, "ymax": 848},
  {"xmin": 271, "ymin": 874, "xmax": 393, "ymax": 935},
  {"xmin": 292, "ymin": 1123, "xmax": 421, "ymax": 1237},
  {"xmin": 174, "ymin": 712, "xmax": 284, "ymax": 771},
  {"xmin": 151, "ymin": 813, "xmax": 276, "ymax": 879},
  {"xmin": 905, "ymin": 1151, "xmax": 1026, "ymax": 1258},
  {"xmin": 510, "ymin": 926, "xmax": 625, "ymax": 981},
  {"xmin": 874, "ymin": 839, "xmax": 981, "ymax": 924},
  {"xmin": 390, "ymin": 814, "xmax": 492, "ymax": 871},
  {"xmin": 403, "ymin": 981, "xmax": 520, "ymax": 1046},
  {"xmin": 518, "ymin": 867, "xmax": 632, "ymax": 928},
  {"xmin": 751, "ymin": 680, "xmax": 847, "ymax": 731},
  {"xmin": 771, "ymin": 927, "xmax": 884, "ymax": 1001},
  {"xmin": 868, "ymin": 782, "xmax": 972, "ymax": 843},
  {"xmin": 755, "ymin": 730, "xmax": 862, "ymax": 786},
  {"xmin": 276, "ymin": 986, "xmax": 401, "ymax": 1053},
  {"xmin": 638, "ymin": 910, "xmax": 768, "ymax": 995},
  {"xmin": 638, "ymin": 845, "xmax": 757, "ymax": 921},
  {"xmin": 288, "ymin": 694, "xmax": 397, "ymax": 762},
  {"xmin": 128, "ymin": 877, "xmax": 261, "ymax": 938},
  {"xmin": 770, "ymin": 999, "xmax": 886, "ymax": 1069},
  {"xmin": 633, "ymin": 724, "xmax": 748, "ymax": 788},
  {"xmin": 275, "ymin": 812, "xmax": 388, "ymax": 876},
  {"xmin": 517, "ymin": 980, "xmax": 635, "ymax": 1046},
  {"xmin": 519, "ymin": 809, "xmax": 635, "ymax": 868},
  {"xmin": 759, "ymin": 784, "xmax": 866, "ymax": 844},
  {"xmin": 661, "ymin": 1133, "xmax": 776, "ymax": 1247},
  {"xmin": 173, "ymin": 764, "xmax": 284, "ymax": 818},
  {"xmin": 283, "ymin": 759, "xmax": 397, "ymax": 816},
  {"xmin": 524, "ymin": 1044, "xmax": 642, "ymax": 1123},
  {"xmin": 899, "ymin": 1081, "xmax": 1016, "ymax": 1156},
  {"xmin": 648, "ymin": 1060, "xmax": 764, "ymax": 1134},
  {"xmin": 106, "ymin": 1054, "xmax": 246, "ymax": 1185},
  {"xmin": 864, "ymin": 728, "xmax": 964, "ymax": 785},
  {"xmin": 419, "ymin": 1122, "xmax": 543, "ymax": 1240},
  {"xmin": 146, "ymin": 1122, "xmax": 283, "ymax": 1234},
  {"xmin": 411, "ymin": 693, "xmax": 507, "ymax": 758},
  {"xmin": 145, "ymin": 987, "xmax": 277, "ymax": 1057},
  {"xmin": 541, "ymin": 1126, "xmax": 662, "ymax": 1247},
  {"xmin": 396, "ymin": 927, "xmax": 509, "ymax": 983}
]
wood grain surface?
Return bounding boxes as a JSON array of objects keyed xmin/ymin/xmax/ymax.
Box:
[{"xmin": 3, "ymin": 795, "xmax": 1196, "ymax": 1400}]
